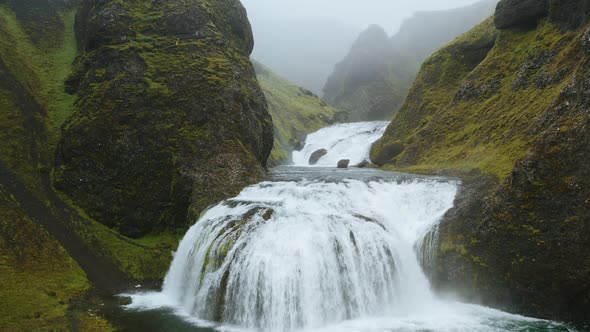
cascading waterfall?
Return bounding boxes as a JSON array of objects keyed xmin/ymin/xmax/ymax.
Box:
[
  {"xmin": 159, "ymin": 177, "xmax": 457, "ymax": 331},
  {"xmin": 126, "ymin": 123, "xmax": 574, "ymax": 332},
  {"xmin": 292, "ymin": 122, "xmax": 388, "ymax": 166}
]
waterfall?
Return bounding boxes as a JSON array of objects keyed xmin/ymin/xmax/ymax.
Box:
[
  {"xmin": 158, "ymin": 177, "xmax": 457, "ymax": 331},
  {"xmin": 292, "ymin": 122, "xmax": 388, "ymax": 167},
  {"xmin": 125, "ymin": 123, "xmax": 574, "ymax": 332}
]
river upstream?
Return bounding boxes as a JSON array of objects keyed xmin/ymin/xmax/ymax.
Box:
[{"xmin": 118, "ymin": 123, "xmax": 575, "ymax": 332}]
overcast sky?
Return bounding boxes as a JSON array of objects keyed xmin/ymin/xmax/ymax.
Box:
[
  {"xmin": 241, "ymin": 0, "xmax": 486, "ymax": 34},
  {"xmin": 240, "ymin": 0, "xmax": 492, "ymax": 94}
]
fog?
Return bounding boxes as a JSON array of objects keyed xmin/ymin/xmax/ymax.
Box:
[{"xmin": 242, "ymin": 0, "xmax": 487, "ymax": 94}]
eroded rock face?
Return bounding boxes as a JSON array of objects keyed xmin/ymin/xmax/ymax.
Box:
[
  {"xmin": 54, "ymin": 0, "xmax": 273, "ymax": 237},
  {"xmin": 494, "ymin": 0, "xmax": 549, "ymax": 29}
]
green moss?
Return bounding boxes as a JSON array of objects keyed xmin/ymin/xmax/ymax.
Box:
[
  {"xmin": 0, "ymin": 184, "xmax": 96, "ymax": 331},
  {"xmin": 254, "ymin": 61, "xmax": 338, "ymax": 165},
  {"xmin": 0, "ymin": 5, "xmax": 77, "ymax": 156},
  {"xmin": 376, "ymin": 18, "xmax": 582, "ymax": 180},
  {"xmin": 440, "ymin": 236, "xmax": 488, "ymax": 267},
  {"xmin": 54, "ymin": 191, "xmax": 181, "ymax": 281}
]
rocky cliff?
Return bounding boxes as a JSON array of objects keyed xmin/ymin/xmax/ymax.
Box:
[
  {"xmin": 323, "ymin": 0, "xmax": 498, "ymax": 122},
  {"xmin": 372, "ymin": 0, "xmax": 590, "ymax": 326},
  {"xmin": 54, "ymin": 0, "xmax": 273, "ymax": 237},
  {"xmin": 0, "ymin": 0, "xmax": 272, "ymax": 329},
  {"xmin": 253, "ymin": 60, "xmax": 338, "ymax": 165}
]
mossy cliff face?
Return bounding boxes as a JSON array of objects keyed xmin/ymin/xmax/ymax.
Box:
[
  {"xmin": 372, "ymin": 1, "xmax": 590, "ymax": 326},
  {"xmin": 253, "ymin": 60, "xmax": 338, "ymax": 165},
  {"xmin": 53, "ymin": 0, "xmax": 274, "ymax": 237}
]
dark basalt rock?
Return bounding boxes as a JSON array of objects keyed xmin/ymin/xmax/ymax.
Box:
[
  {"xmin": 494, "ymin": 0, "xmax": 549, "ymax": 29},
  {"xmin": 54, "ymin": 0, "xmax": 274, "ymax": 236},
  {"xmin": 308, "ymin": 149, "xmax": 328, "ymax": 165},
  {"xmin": 337, "ymin": 159, "xmax": 350, "ymax": 169},
  {"xmin": 548, "ymin": 0, "xmax": 590, "ymax": 30}
]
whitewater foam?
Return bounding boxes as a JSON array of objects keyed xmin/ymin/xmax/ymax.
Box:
[{"xmin": 292, "ymin": 122, "xmax": 388, "ymax": 167}]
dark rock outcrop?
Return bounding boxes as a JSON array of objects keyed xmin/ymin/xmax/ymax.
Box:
[
  {"xmin": 548, "ymin": 0, "xmax": 590, "ymax": 29},
  {"xmin": 54, "ymin": 0, "xmax": 274, "ymax": 237},
  {"xmin": 337, "ymin": 159, "xmax": 350, "ymax": 169},
  {"xmin": 495, "ymin": 0, "xmax": 590, "ymax": 30},
  {"xmin": 308, "ymin": 149, "xmax": 328, "ymax": 165},
  {"xmin": 494, "ymin": 0, "xmax": 548, "ymax": 29}
]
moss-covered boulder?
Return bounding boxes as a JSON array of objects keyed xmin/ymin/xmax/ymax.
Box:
[
  {"xmin": 372, "ymin": 2, "xmax": 590, "ymax": 326},
  {"xmin": 253, "ymin": 60, "xmax": 337, "ymax": 165},
  {"xmin": 54, "ymin": 0, "xmax": 274, "ymax": 237}
]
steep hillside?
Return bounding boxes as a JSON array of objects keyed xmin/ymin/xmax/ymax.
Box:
[
  {"xmin": 253, "ymin": 61, "xmax": 338, "ymax": 165},
  {"xmin": 323, "ymin": 0, "xmax": 498, "ymax": 122},
  {"xmin": 372, "ymin": 0, "xmax": 590, "ymax": 326},
  {"xmin": 0, "ymin": 0, "xmax": 113, "ymax": 329},
  {"xmin": 0, "ymin": 0, "xmax": 272, "ymax": 329}
]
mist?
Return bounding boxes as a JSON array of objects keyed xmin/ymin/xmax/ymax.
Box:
[{"xmin": 242, "ymin": 0, "xmax": 488, "ymax": 94}]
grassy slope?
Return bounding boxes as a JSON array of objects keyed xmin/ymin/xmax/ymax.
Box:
[
  {"xmin": 373, "ymin": 17, "xmax": 581, "ymax": 180},
  {"xmin": 0, "ymin": 183, "xmax": 114, "ymax": 331},
  {"xmin": 254, "ymin": 61, "xmax": 338, "ymax": 165}
]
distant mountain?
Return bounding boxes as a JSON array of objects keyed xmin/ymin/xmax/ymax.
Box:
[
  {"xmin": 250, "ymin": 17, "xmax": 361, "ymax": 95},
  {"xmin": 323, "ymin": 0, "xmax": 499, "ymax": 122}
]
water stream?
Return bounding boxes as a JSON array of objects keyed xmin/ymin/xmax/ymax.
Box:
[{"xmin": 123, "ymin": 122, "xmax": 574, "ymax": 332}]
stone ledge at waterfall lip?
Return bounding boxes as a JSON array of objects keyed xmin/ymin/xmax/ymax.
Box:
[{"xmin": 270, "ymin": 166, "xmax": 460, "ymax": 184}]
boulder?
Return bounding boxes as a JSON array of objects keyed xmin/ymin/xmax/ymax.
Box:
[
  {"xmin": 308, "ymin": 149, "xmax": 328, "ymax": 165},
  {"xmin": 494, "ymin": 0, "xmax": 548, "ymax": 29},
  {"xmin": 370, "ymin": 140, "xmax": 404, "ymax": 166},
  {"xmin": 337, "ymin": 159, "xmax": 350, "ymax": 169},
  {"xmin": 356, "ymin": 160, "xmax": 379, "ymax": 169}
]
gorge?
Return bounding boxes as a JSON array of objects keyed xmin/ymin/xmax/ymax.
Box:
[{"xmin": 1, "ymin": 0, "xmax": 589, "ymax": 331}]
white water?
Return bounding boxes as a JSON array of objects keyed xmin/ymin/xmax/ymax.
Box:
[
  {"xmin": 126, "ymin": 123, "xmax": 574, "ymax": 332},
  {"xmin": 292, "ymin": 122, "xmax": 388, "ymax": 167}
]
